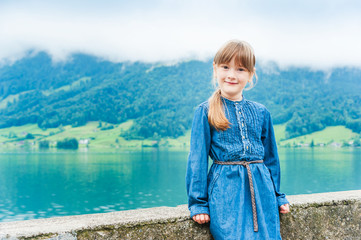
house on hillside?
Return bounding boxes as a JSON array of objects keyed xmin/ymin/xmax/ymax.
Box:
[
  {"xmin": 79, "ymin": 139, "xmax": 89, "ymax": 145},
  {"xmin": 330, "ymin": 142, "xmax": 341, "ymax": 147}
]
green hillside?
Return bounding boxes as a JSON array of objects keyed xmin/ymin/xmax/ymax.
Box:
[
  {"xmin": 0, "ymin": 121, "xmax": 189, "ymax": 150},
  {"xmin": 41, "ymin": 77, "xmax": 91, "ymax": 96},
  {"xmin": 0, "ymin": 52, "xmax": 360, "ymax": 148},
  {"xmin": 1, "ymin": 121, "xmax": 359, "ymax": 150},
  {"xmin": 279, "ymin": 126, "xmax": 359, "ymax": 147},
  {"xmin": 0, "ymin": 90, "xmax": 34, "ymax": 109}
]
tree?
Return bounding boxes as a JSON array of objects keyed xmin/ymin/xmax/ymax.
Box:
[
  {"xmin": 57, "ymin": 138, "xmax": 78, "ymax": 149},
  {"xmin": 25, "ymin": 133, "xmax": 35, "ymax": 139},
  {"xmin": 353, "ymin": 138, "xmax": 361, "ymax": 147},
  {"xmin": 39, "ymin": 140, "xmax": 50, "ymax": 148}
]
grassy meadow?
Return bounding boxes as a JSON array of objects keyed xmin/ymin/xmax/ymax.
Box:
[
  {"xmin": 0, "ymin": 120, "xmax": 359, "ymax": 151},
  {"xmin": 0, "ymin": 120, "xmax": 189, "ymax": 151},
  {"xmin": 277, "ymin": 125, "xmax": 359, "ymax": 147}
]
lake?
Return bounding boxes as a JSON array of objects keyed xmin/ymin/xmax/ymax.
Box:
[{"xmin": 0, "ymin": 148, "xmax": 360, "ymax": 222}]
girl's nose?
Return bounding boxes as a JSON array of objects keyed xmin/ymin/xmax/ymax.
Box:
[{"xmin": 227, "ymin": 69, "xmax": 236, "ymax": 79}]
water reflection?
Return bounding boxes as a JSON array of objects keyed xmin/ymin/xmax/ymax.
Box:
[
  {"xmin": 0, "ymin": 148, "xmax": 360, "ymax": 222},
  {"xmin": 280, "ymin": 148, "xmax": 360, "ymax": 194}
]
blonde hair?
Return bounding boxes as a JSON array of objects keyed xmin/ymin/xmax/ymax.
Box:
[{"xmin": 208, "ymin": 40, "xmax": 257, "ymax": 131}]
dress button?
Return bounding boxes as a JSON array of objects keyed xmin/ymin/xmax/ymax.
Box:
[
  {"xmin": 239, "ymin": 111, "xmax": 241, "ymax": 114},
  {"xmin": 242, "ymin": 136, "xmax": 245, "ymax": 139},
  {"xmin": 242, "ymin": 123, "xmax": 244, "ymax": 127},
  {"xmin": 246, "ymin": 146, "xmax": 249, "ymax": 150}
]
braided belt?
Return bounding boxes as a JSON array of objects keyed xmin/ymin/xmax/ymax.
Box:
[{"xmin": 214, "ymin": 160, "xmax": 264, "ymax": 232}]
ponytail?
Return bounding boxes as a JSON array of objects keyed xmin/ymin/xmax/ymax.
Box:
[{"xmin": 208, "ymin": 89, "xmax": 231, "ymax": 131}]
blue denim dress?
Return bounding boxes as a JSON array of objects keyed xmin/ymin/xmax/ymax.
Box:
[{"xmin": 186, "ymin": 96, "xmax": 289, "ymax": 240}]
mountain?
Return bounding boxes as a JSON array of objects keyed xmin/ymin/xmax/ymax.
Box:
[{"xmin": 0, "ymin": 52, "xmax": 360, "ymax": 140}]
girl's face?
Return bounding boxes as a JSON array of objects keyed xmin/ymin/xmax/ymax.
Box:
[{"xmin": 213, "ymin": 56, "xmax": 254, "ymax": 101}]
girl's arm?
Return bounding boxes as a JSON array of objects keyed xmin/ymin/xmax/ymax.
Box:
[
  {"xmin": 185, "ymin": 104, "xmax": 211, "ymax": 218},
  {"xmin": 261, "ymin": 108, "xmax": 289, "ymax": 207}
]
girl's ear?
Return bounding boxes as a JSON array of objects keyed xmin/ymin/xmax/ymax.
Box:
[
  {"xmin": 213, "ymin": 62, "xmax": 217, "ymax": 75},
  {"xmin": 248, "ymin": 72, "xmax": 255, "ymax": 82},
  {"xmin": 248, "ymin": 67, "xmax": 256, "ymax": 82}
]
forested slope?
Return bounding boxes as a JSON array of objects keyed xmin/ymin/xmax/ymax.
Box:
[{"xmin": 0, "ymin": 52, "xmax": 360, "ymax": 140}]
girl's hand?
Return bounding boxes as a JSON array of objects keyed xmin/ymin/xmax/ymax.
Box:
[
  {"xmin": 279, "ymin": 203, "xmax": 290, "ymax": 214},
  {"xmin": 192, "ymin": 213, "xmax": 210, "ymax": 224}
]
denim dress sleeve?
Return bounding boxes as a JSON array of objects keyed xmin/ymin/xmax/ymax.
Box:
[
  {"xmin": 261, "ymin": 109, "xmax": 289, "ymax": 207},
  {"xmin": 185, "ymin": 104, "xmax": 211, "ymax": 218}
]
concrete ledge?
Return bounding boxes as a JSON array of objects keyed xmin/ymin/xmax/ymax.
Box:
[{"xmin": 0, "ymin": 190, "xmax": 360, "ymax": 239}]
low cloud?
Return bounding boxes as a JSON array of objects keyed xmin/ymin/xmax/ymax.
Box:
[{"xmin": 0, "ymin": 0, "xmax": 361, "ymax": 69}]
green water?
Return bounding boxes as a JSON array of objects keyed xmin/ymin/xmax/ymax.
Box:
[{"xmin": 0, "ymin": 148, "xmax": 360, "ymax": 222}]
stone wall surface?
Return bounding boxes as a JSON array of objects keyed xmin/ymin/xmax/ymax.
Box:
[{"xmin": 0, "ymin": 190, "xmax": 360, "ymax": 240}]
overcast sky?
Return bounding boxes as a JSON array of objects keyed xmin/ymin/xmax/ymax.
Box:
[{"xmin": 1, "ymin": 0, "xmax": 361, "ymax": 68}]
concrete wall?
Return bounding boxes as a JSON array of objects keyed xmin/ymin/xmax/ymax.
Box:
[{"xmin": 0, "ymin": 190, "xmax": 360, "ymax": 240}]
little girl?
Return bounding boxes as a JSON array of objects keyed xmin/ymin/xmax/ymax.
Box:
[{"xmin": 186, "ymin": 40, "xmax": 290, "ymax": 239}]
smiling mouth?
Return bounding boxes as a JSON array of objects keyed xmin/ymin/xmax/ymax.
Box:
[{"xmin": 225, "ymin": 81, "xmax": 237, "ymax": 85}]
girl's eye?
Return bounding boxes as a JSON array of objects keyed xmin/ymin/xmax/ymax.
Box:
[
  {"xmin": 238, "ymin": 68, "xmax": 245, "ymax": 71},
  {"xmin": 222, "ymin": 66, "xmax": 229, "ymax": 69}
]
